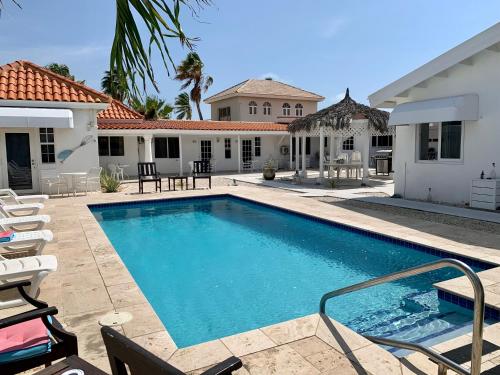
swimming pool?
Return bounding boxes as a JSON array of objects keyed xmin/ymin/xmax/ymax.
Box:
[{"xmin": 90, "ymin": 195, "xmax": 493, "ymax": 349}]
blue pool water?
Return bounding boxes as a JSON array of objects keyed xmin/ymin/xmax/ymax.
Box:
[{"xmin": 91, "ymin": 196, "xmax": 487, "ymax": 349}]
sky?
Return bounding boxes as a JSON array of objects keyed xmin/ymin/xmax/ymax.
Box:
[{"xmin": 1, "ymin": 1, "xmax": 500, "ymax": 118}]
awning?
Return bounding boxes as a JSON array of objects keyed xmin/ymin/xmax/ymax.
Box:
[
  {"xmin": 0, "ymin": 107, "xmax": 74, "ymax": 128},
  {"xmin": 388, "ymin": 94, "xmax": 478, "ymax": 126}
]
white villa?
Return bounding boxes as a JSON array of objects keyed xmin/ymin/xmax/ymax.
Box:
[
  {"xmin": 0, "ymin": 60, "xmax": 396, "ymax": 194},
  {"xmin": 369, "ymin": 22, "xmax": 500, "ymax": 207}
]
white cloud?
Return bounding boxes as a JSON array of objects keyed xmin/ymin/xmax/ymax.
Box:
[{"xmin": 320, "ymin": 17, "xmax": 348, "ymax": 39}]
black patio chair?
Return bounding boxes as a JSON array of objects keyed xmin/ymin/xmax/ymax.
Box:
[
  {"xmin": 138, "ymin": 162, "xmax": 161, "ymax": 193},
  {"xmin": 101, "ymin": 326, "xmax": 242, "ymax": 375},
  {"xmin": 192, "ymin": 160, "xmax": 212, "ymax": 189},
  {"xmin": 0, "ymin": 280, "xmax": 78, "ymax": 374}
]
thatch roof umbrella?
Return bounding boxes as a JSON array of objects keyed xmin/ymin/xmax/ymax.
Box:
[{"xmin": 288, "ymin": 88, "xmax": 389, "ymax": 133}]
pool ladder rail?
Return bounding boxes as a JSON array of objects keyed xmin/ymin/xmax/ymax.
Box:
[{"xmin": 319, "ymin": 258, "xmax": 485, "ymax": 375}]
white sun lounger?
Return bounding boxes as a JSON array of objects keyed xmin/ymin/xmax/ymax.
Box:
[
  {"xmin": 0, "ymin": 229, "xmax": 53, "ymax": 256},
  {"xmin": 0, "ymin": 199, "xmax": 44, "ymax": 217},
  {"xmin": 0, "ymin": 255, "xmax": 57, "ymax": 308},
  {"xmin": 0, "ymin": 188, "xmax": 48, "ymax": 204},
  {"xmin": 0, "ymin": 213, "xmax": 50, "ymax": 232}
]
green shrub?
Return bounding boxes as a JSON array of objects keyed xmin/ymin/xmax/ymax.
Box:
[{"xmin": 100, "ymin": 172, "xmax": 121, "ymax": 193}]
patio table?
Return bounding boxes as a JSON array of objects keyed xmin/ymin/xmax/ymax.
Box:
[
  {"xmin": 168, "ymin": 175, "xmax": 188, "ymax": 191},
  {"xmin": 33, "ymin": 355, "xmax": 108, "ymax": 375},
  {"xmin": 325, "ymin": 162, "xmax": 362, "ymax": 179},
  {"xmin": 60, "ymin": 172, "xmax": 87, "ymax": 196}
]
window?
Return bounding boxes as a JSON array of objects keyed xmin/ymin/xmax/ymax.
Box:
[
  {"xmin": 371, "ymin": 135, "xmax": 393, "ymax": 147},
  {"xmin": 263, "ymin": 102, "xmax": 271, "ymax": 115},
  {"xmin": 98, "ymin": 136, "xmax": 124, "ymax": 156},
  {"xmin": 291, "ymin": 137, "xmax": 311, "ymax": 155},
  {"xmin": 440, "ymin": 121, "xmax": 462, "ymax": 159},
  {"xmin": 39, "ymin": 128, "xmax": 55, "ymax": 163},
  {"xmin": 254, "ymin": 137, "xmax": 261, "ymax": 157},
  {"xmin": 282, "ymin": 103, "xmax": 291, "ymax": 116},
  {"xmin": 218, "ymin": 106, "xmax": 231, "ymax": 121},
  {"xmin": 98, "ymin": 136, "xmax": 109, "ymax": 156},
  {"xmin": 249, "ymin": 101, "xmax": 257, "ymax": 115},
  {"xmin": 306, "ymin": 137, "xmax": 311, "ymax": 155},
  {"xmin": 224, "ymin": 138, "xmax": 231, "ymax": 159},
  {"xmin": 154, "ymin": 137, "xmax": 179, "ymax": 158},
  {"xmin": 343, "ymin": 136, "xmax": 354, "ymax": 151},
  {"xmin": 418, "ymin": 121, "xmax": 462, "ymax": 161},
  {"xmin": 295, "ymin": 103, "xmax": 303, "ymax": 117}
]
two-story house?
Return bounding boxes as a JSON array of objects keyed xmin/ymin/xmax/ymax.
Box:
[{"xmin": 204, "ymin": 78, "xmax": 324, "ymax": 123}]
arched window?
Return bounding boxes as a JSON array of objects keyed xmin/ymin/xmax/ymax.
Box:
[
  {"xmin": 282, "ymin": 103, "xmax": 291, "ymax": 116},
  {"xmin": 295, "ymin": 103, "xmax": 303, "ymax": 117},
  {"xmin": 263, "ymin": 102, "xmax": 271, "ymax": 115},
  {"xmin": 248, "ymin": 101, "xmax": 257, "ymax": 115}
]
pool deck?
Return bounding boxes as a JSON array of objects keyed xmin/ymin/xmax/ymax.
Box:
[{"xmin": 2, "ymin": 181, "xmax": 500, "ymax": 374}]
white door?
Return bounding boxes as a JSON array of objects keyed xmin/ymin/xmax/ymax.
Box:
[{"xmin": 0, "ymin": 129, "xmax": 39, "ymax": 193}]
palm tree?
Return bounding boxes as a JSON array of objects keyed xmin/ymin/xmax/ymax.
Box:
[
  {"xmin": 45, "ymin": 63, "xmax": 85, "ymax": 83},
  {"xmin": 174, "ymin": 92, "xmax": 192, "ymax": 120},
  {"xmin": 175, "ymin": 52, "xmax": 213, "ymax": 120},
  {"xmin": 101, "ymin": 69, "xmax": 129, "ymax": 102},
  {"xmin": 1, "ymin": 0, "xmax": 211, "ymax": 95},
  {"xmin": 131, "ymin": 96, "xmax": 173, "ymax": 120}
]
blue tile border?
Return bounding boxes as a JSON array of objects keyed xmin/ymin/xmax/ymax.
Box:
[
  {"xmin": 88, "ymin": 193, "xmax": 497, "ymax": 272},
  {"xmin": 438, "ymin": 290, "xmax": 499, "ymax": 320}
]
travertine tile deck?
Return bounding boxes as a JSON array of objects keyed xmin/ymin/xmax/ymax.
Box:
[{"xmin": 2, "ymin": 181, "xmax": 499, "ymax": 374}]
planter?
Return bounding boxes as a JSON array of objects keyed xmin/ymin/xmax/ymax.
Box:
[{"xmin": 263, "ymin": 168, "xmax": 276, "ymax": 180}]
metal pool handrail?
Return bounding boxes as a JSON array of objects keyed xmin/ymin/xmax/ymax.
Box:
[{"xmin": 319, "ymin": 258, "xmax": 485, "ymax": 375}]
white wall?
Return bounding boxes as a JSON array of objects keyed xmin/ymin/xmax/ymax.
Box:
[
  {"xmin": 98, "ymin": 133, "xmax": 290, "ymax": 176},
  {"xmin": 210, "ymin": 97, "xmax": 318, "ymax": 123},
  {"xmin": 392, "ymin": 50, "xmax": 500, "ymax": 204},
  {"xmin": 0, "ymin": 108, "xmax": 99, "ymax": 192}
]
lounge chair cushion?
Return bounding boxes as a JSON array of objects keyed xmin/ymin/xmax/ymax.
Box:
[{"xmin": 0, "ymin": 318, "xmax": 51, "ymax": 363}]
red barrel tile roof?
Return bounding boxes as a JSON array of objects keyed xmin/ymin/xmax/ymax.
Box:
[
  {"xmin": 98, "ymin": 99, "xmax": 143, "ymax": 120},
  {"xmin": 98, "ymin": 119, "xmax": 288, "ymax": 132},
  {"xmin": 0, "ymin": 60, "xmax": 110, "ymax": 103}
]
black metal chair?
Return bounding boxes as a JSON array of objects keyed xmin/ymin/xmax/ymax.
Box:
[
  {"xmin": 138, "ymin": 162, "xmax": 161, "ymax": 193},
  {"xmin": 0, "ymin": 280, "xmax": 78, "ymax": 374},
  {"xmin": 192, "ymin": 160, "xmax": 212, "ymax": 189},
  {"xmin": 101, "ymin": 326, "xmax": 242, "ymax": 375}
]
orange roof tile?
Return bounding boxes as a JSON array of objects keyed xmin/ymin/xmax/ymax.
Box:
[
  {"xmin": 98, "ymin": 99, "xmax": 143, "ymax": 120},
  {"xmin": 0, "ymin": 60, "xmax": 110, "ymax": 104},
  {"xmin": 98, "ymin": 119, "xmax": 288, "ymax": 132}
]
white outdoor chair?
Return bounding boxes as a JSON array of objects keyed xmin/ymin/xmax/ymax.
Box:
[
  {"xmin": 350, "ymin": 151, "xmax": 362, "ymax": 179},
  {"xmin": 76, "ymin": 167, "xmax": 102, "ymax": 194},
  {"xmin": 40, "ymin": 170, "xmax": 68, "ymax": 197},
  {"xmin": 108, "ymin": 164, "xmax": 124, "ymax": 181},
  {"xmin": 0, "ymin": 199, "xmax": 44, "ymax": 217},
  {"xmin": 0, "ymin": 229, "xmax": 53, "ymax": 257},
  {"xmin": 0, "ymin": 211, "xmax": 50, "ymax": 232},
  {"xmin": 0, "ymin": 255, "xmax": 57, "ymax": 309},
  {"xmin": 0, "ymin": 189, "xmax": 48, "ymax": 204},
  {"xmin": 329, "ymin": 153, "xmax": 349, "ymax": 178}
]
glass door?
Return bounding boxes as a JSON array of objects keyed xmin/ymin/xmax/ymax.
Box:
[
  {"xmin": 3, "ymin": 132, "xmax": 35, "ymax": 191},
  {"xmin": 242, "ymin": 139, "xmax": 252, "ymax": 162},
  {"xmin": 200, "ymin": 140, "xmax": 212, "ymax": 161}
]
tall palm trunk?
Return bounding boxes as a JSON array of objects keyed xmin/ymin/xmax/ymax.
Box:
[{"xmin": 195, "ymin": 101, "xmax": 204, "ymax": 120}]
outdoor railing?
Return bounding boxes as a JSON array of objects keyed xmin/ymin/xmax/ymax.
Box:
[{"xmin": 319, "ymin": 258, "xmax": 485, "ymax": 375}]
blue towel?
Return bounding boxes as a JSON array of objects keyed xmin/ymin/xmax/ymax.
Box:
[{"xmin": 0, "ymin": 233, "xmax": 15, "ymax": 243}]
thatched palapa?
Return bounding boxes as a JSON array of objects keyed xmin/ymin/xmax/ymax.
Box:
[{"xmin": 288, "ymin": 89, "xmax": 390, "ymax": 133}]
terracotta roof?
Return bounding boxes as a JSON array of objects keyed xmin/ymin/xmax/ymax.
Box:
[
  {"xmin": 0, "ymin": 60, "xmax": 110, "ymax": 104},
  {"xmin": 204, "ymin": 79, "xmax": 325, "ymax": 103},
  {"xmin": 98, "ymin": 119, "xmax": 288, "ymax": 132},
  {"xmin": 98, "ymin": 100, "xmax": 143, "ymax": 120}
]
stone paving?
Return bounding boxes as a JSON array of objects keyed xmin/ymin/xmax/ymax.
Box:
[{"xmin": 1, "ymin": 179, "xmax": 499, "ymax": 374}]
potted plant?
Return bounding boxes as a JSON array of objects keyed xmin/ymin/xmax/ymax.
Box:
[{"xmin": 262, "ymin": 160, "xmax": 276, "ymax": 180}]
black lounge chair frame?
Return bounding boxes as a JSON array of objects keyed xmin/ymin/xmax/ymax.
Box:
[
  {"xmin": 192, "ymin": 160, "xmax": 212, "ymax": 189},
  {"xmin": 101, "ymin": 326, "xmax": 242, "ymax": 375},
  {"xmin": 0, "ymin": 280, "xmax": 78, "ymax": 374},
  {"xmin": 138, "ymin": 162, "xmax": 161, "ymax": 193}
]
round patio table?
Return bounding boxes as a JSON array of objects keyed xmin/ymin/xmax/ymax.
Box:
[{"xmin": 60, "ymin": 172, "xmax": 87, "ymax": 196}]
